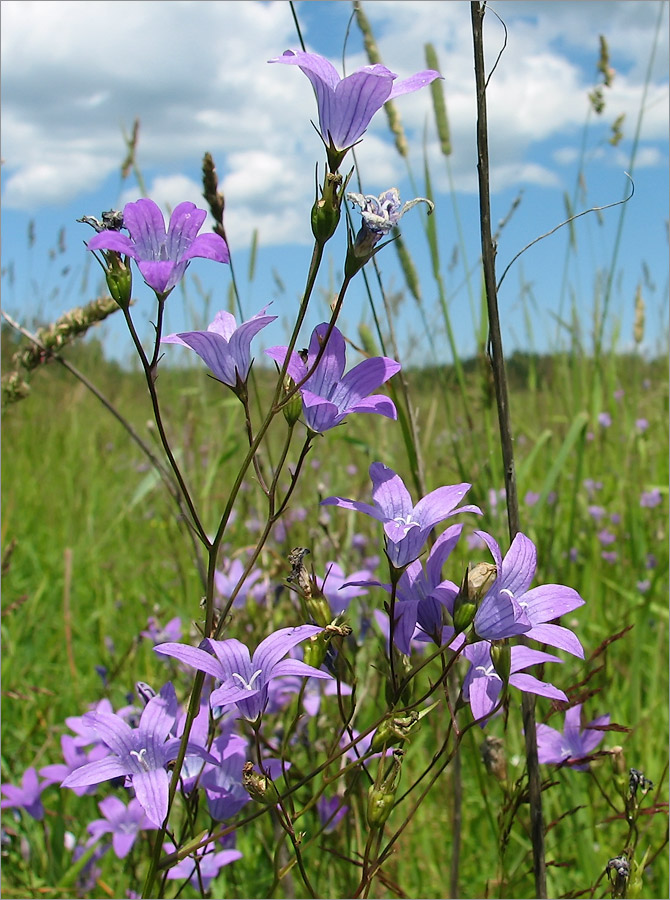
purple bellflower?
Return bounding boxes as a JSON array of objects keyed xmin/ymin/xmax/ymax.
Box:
[
  {"xmin": 86, "ymin": 796, "xmax": 158, "ymax": 859},
  {"xmin": 61, "ymin": 683, "xmax": 216, "ymax": 827},
  {"xmin": 268, "ymin": 49, "xmax": 440, "ymax": 165},
  {"xmin": 39, "ymin": 735, "xmax": 109, "ymax": 797},
  {"xmin": 472, "ymin": 531, "xmax": 585, "ymax": 657},
  {"xmin": 155, "ymin": 625, "xmax": 332, "ymax": 721},
  {"xmin": 165, "ymin": 839, "xmax": 242, "ymax": 891},
  {"xmin": 140, "ymin": 615, "xmax": 182, "ymax": 646},
  {"xmin": 87, "ymin": 199, "xmax": 229, "ymax": 296},
  {"xmin": 200, "ymin": 732, "xmax": 250, "ymax": 822},
  {"xmin": 320, "ymin": 560, "xmax": 377, "ymax": 615},
  {"xmin": 266, "ymin": 323, "xmax": 400, "ymax": 433},
  {"xmin": 463, "ymin": 642, "xmax": 568, "ymax": 724},
  {"xmin": 214, "ymin": 556, "xmax": 266, "ymax": 610},
  {"xmin": 350, "ymin": 524, "xmax": 463, "ymax": 654},
  {"xmin": 536, "ymin": 704, "xmax": 610, "ymax": 770},
  {"xmin": 162, "ymin": 306, "xmax": 277, "ymax": 389},
  {"xmin": 1, "ymin": 767, "xmax": 49, "ymax": 821},
  {"xmin": 322, "ymin": 462, "xmax": 480, "ymax": 568}
]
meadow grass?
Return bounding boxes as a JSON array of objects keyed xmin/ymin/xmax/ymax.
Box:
[
  {"xmin": 2, "ymin": 5, "xmax": 668, "ymax": 898},
  {"xmin": 2, "ymin": 337, "xmax": 667, "ymax": 898}
]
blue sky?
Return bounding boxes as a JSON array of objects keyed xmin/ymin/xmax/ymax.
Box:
[{"xmin": 1, "ymin": 0, "xmax": 668, "ymax": 367}]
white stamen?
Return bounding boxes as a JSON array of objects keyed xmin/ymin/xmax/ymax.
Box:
[
  {"xmin": 130, "ymin": 748, "xmax": 150, "ymax": 771},
  {"xmin": 231, "ymin": 669, "xmax": 263, "ymax": 691}
]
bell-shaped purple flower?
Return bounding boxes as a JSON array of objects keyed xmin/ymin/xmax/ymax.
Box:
[
  {"xmin": 86, "ymin": 796, "xmax": 158, "ymax": 859},
  {"xmin": 1, "ymin": 767, "xmax": 49, "ymax": 821},
  {"xmin": 61, "ymin": 683, "xmax": 215, "ymax": 826},
  {"xmin": 268, "ymin": 49, "xmax": 440, "ymax": 163},
  {"xmin": 536, "ymin": 704, "xmax": 610, "ymax": 770},
  {"xmin": 155, "ymin": 625, "xmax": 332, "ymax": 721},
  {"xmin": 200, "ymin": 732, "xmax": 250, "ymax": 822},
  {"xmin": 473, "ymin": 531, "xmax": 585, "ymax": 657},
  {"xmin": 322, "ymin": 462, "xmax": 480, "ymax": 568},
  {"xmin": 266, "ymin": 324, "xmax": 400, "ymax": 433},
  {"xmin": 463, "ymin": 642, "xmax": 568, "ymax": 725},
  {"xmin": 87, "ymin": 199, "xmax": 229, "ymax": 296},
  {"xmin": 162, "ymin": 306, "xmax": 276, "ymax": 389}
]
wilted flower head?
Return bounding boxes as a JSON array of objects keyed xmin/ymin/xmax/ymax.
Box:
[
  {"xmin": 87, "ymin": 199, "xmax": 229, "ymax": 296},
  {"xmin": 348, "ymin": 188, "xmax": 433, "ymax": 260},
  {"xmin": 268, "ymin": 49, "xmax": 441, "ymax": 168}
]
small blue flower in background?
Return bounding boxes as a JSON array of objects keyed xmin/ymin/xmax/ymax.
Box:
[
  {"xmin": 266, "ymin": 324, "xmax": 400, "ymax": 433},
  {"xmin": 162, "ymin": 306, "xmax": 277, "ymax": 390},
  {"xmin": 86, "ymin": 796, "xmax": 158, "ymax": 859},
  {"xmin": 536, "ymin": 704, "xmax": 610, "ymax": 770},
  {"xmin": 164, "ymin": 838, "xmax": 242, "ymax": 891},
  {"xmin": 61, "ymin": 682, "xmax": 215, "ymax": 826},
  {"xmin": 1, "ymin": 767, "xmax": 49, "ymax": 821},
  {"xmin": 87, "ymin": 199, "xmax": 229, "ymax": 296}
]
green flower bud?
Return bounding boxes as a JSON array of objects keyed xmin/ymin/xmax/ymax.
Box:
[
  {"xmin": 105, "ymin": 252, "xmax": 133, "ymax": 308},
  {"xmin": 453, "ymin": 562, "xmax": 497, "ymax": 634},
  {"xmin": 281, "ymin": 377, "xmax": 303, "ymax": 426},
  {"xmin": 367, "ymin": 749, "xmax": 404, "ymax": 828},
  {"xmin": 242, "ymin": 761, "xmax": 279, "ymax": 805},
  {"xmin": 490, "ymin": 640, "xmax": 511, "ymax": 685},
  {"xmin": 311, "ymin": 171, "xmax": 343, "ymax": 244}
]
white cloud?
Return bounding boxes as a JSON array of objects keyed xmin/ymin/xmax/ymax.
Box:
[{"xmin": 1, "ymin": 0, "xmax": 666, "ymax": 252}]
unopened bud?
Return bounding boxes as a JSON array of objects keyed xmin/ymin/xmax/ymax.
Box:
[
  {"xmin": 281, "ymin": 378, "xmax": 303, "ymax": 426},
  {"xmin": 367, "ymin": 749, "xmax": 404, "ymax": 828},
  {"xmin": 104, "ymin": 251, "xmax": 133, "ymax": 308},
  {"xmin": 490, "ymin": 640, "xmax": 511, "ymax": 685},
  {"xmin": 242, "ymin": 761, "xmax": 279, "ymax": 805},
  {"xmin": 453, "ymin": 562, "xmax": 497, "ymax": 634},
  {"xmin": 311, "ymin": 171, "xmax": 345, "ymax": 244}
]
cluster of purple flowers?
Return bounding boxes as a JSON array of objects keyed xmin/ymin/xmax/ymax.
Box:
[{"xmin": 2, "ymin": 45, "xmax": 617, "ymax": 897}]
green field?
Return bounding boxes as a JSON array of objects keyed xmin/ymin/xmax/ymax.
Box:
[{"xmin": 2, "ymin": 330, "xmax": 667, "ymax": 897}]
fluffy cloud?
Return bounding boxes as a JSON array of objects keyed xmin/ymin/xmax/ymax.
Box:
[{"xmin": 1, "ymin": 0, "xmax": 667, "ymax": 254}]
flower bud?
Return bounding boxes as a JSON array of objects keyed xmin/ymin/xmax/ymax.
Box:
[
  {"xmin": 104, "ymin": 251, "xmax": 133, "ymax": 308},
  {"xmin": 242, "ymin": 761, "xmax": 279, "ymax": 805},
  {"xmin": 311, "ymin": 171, "xmax": 344, "ymax": 244},
  {"xmin": 490, "ymin": 640, "xmax": 511, "ymax": 685},
  {"xmin": 281, "ymin": 377, "xmax": 303, "ymax": 427},
  {"xmin": 367, "ymin": 749, "xmax": 404, "ymax": 828},
  {"xmin": 452, "ymin": 562, "xmax": 497, "ymax": 634}
]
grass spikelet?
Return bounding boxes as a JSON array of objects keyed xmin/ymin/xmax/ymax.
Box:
[
  {"xmin": 354, "ymin": 1, "xmax": 409, "ymax": 158},
  {"xmin": 425, "ymin": 43, "xmax": 451, "ymax": 156},
  {"xmin": 633, "ymin": 284, "xmax": 645, "ymax": 345}
]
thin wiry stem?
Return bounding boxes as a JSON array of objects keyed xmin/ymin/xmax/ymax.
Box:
[{"xmin": 471, "ymin": 3, "xmax": 547, "ymax": 897}]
